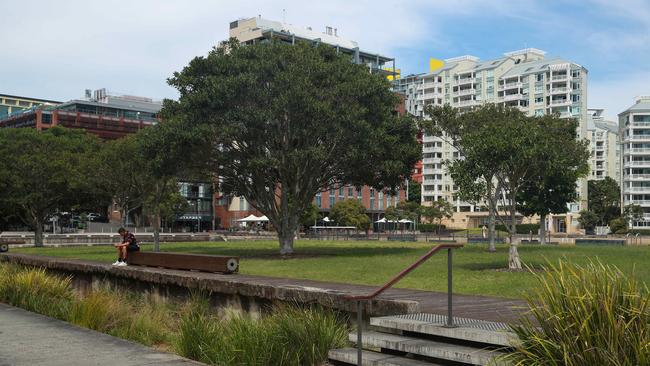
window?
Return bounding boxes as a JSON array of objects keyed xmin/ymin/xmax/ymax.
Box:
[
  {"xmin": 3, "ymin": 98, "xmax": 17, "ymax": 105},
  {"xmin": 348, "ymin": 186, "xmax": 354, "ymax": 197},
  {"xmin": 572, "ymin": 70, "xmax": 580, "ymax": 78},
  {"xmin": 535, "ymin": 109, "xmax": 544, "ymax": 116},
  {"xmin": 316, "ymin": 193, "xmax": 322, "ymax": 208},
  {"xmin": 339, "ymin": 186, "xmax": 344, "ymax": 199},
  {"xmin": 370, "ymin": 189, "xmax": 375, "ymax": 209},
  {"xmin": 536, "ymin": 74, "xmax": 543, "ymax": 82},
  {"xmin": 378, "ymin": 192, "xmax": 384, "ymax": 209},
  {"xmin": 572, "ymin": 94, "xmax": 580, "ymax": 102},
  {"xmin": 239, "ymin": 197, "xmax": 247, "ymax": 211},
  {"xmin": 535, "ymin": 97, "xmax": 544, "ymax": 104}
]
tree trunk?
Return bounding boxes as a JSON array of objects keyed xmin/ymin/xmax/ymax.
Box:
[
  {"xmin": 153, "ymin": 206, "xmax": 161, "ymax": 252},
  {"xmin": 34, "ymin": 218, "xmax": 44, "ymax": 248},
  {"xmin": 508, "ymin": 244, "xmax": 521, "ymax": 270},
  {"xmin": 539, "ymin": 213, "xmax": 547, "ymax": 245},
  {"xmin": 487, "ymin": 195, "xmax": 496, "ymax": 252},
  {"xmin": 508, "ymin": 195, "xmax": 522, "ymax": 270},
  {"xmin": 278, "ymin": 228, "xmax": 294, "ymax": 255}
]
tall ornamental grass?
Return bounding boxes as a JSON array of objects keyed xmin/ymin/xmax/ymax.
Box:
[
  {"xmin": 0, "ymin": 263, "xmax": 74, "ymax": 320},
  {"xmin": 504, "ymin": 260, "xmax": 650, "ymax": 366},
  {"xmin": 174, "ymin": 296, "xmax": 348, "ymax": 366}
]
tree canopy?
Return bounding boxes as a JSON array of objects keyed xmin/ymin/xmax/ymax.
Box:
[
  {"xmin": 330, "ymin": 199, "xmax": 370, "ymax": 231},
  {"xmin": 163, "ymin": 39, "xmax": 420, "ymax": 254},
  {"xmin": 587, "ymin": 177, "xmax": 621, "ymax": 226},
  {"xmin": 0, "ymin": 127, "xmax": 104, "ymax": 246}
]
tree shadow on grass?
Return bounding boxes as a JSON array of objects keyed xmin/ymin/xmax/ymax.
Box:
[{"xmin": 460, "ymin": 261, "xmax": 546, "ymax": 272}]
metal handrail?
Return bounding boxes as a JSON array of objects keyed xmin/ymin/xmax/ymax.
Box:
[{"xmin": 345, "ymin": 243, "xmax": 464, "ymax": 365}]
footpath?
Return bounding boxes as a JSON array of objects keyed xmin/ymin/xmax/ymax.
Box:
[{"xmin": 0, "ymin": 304, "xmax": 204, "ymax": 366}]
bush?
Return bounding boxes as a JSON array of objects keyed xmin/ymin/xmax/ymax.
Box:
[
  {"xmin": 495, "ymin": 223, "xmax": 539, "ymax": 234},
  {"xmin": 174, "ymin": 297, "xmax": 348, "ymax": 366},
  {"xmin": 629, "ymin": 229, "xmax": 650, "ymax": 236},
  {"xmin": 609, "ymin": 217, "xmax": 628, "ymax": 234},
  {"xmin": 504, "ymin": 260, "xmax": 650, "ymax": 365},
  {"xmin": 0, "ymin": 263, "xmax": 74, "ymax": 320},
  {"xmin": 418, "ymin": 223, "xmax": 445, "ymax": 232}
]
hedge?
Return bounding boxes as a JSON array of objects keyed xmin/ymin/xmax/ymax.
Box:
[
  {"xmin": 418, "ymin": 224, "xmax": 446, "ymax": 232},
  {"xmin": 495, "ymin": 223, "xmax": 540, "ymax": 234}
]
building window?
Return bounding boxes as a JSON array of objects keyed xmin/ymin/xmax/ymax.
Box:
[
  {"xmin": 316, "ymin": 193, "xmax": 322, "ymax": 208},
  {"xmin": 239, "ymin": 197, "xmax": 247, "ymax": 211},
  {"xmin": 378, "ymin": 192, "xmax": 384, "ymax": 210},
  {"xmin": 348, "ymin": 186, "xmax": 354, "ymax": 197},
  {"xmin": 339, "ymin": 186, "xmax": 344, "ymax": 199},
  {"xmin": 370, "ymin": 189, "xmax": 375, "ymax": 210},
  {"xmin": 535, "ymin": 109, "xmax": 544, "ymax": 116},
  {"xmin": 536, "ymin": 74, "xmax": 543, "ymax": 82}
]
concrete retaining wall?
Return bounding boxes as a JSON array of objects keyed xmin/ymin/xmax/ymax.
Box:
[{"xmin": 0, "ymin": 253, "xmax": 418, "ymax": 319}]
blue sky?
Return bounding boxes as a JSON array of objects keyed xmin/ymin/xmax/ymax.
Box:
[{"xmin": 1, "ymin": 0, "xmax": 648, "ymax": 120}]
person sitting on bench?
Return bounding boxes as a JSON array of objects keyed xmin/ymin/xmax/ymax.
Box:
[{"xmin": 113, "ymin": 227, "xmax": 140, "ymax": 266}]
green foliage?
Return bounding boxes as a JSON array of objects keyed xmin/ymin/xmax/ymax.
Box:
[
  {"xmin": 299, "ymin": 203, "xmax": 319, "ymax": 227},
  {"xmin": 623, "ymin": 204, "xmax": 644, "ymax": 223},
  {"xmin": 505, "ymin": 260, "xmax": 650, "ymax": 365},
  {"xmin": 609, "ymin": 217, "xmax": 628, "ymax": 234},
  {"xmin": 588, "ymin": 177, "xmax": 621, "ymax": 225},
  {"xmin": 0, "ymin": 264, "xmax": 74, "ymax": 320},
  {"xmin": 578, "ymin": 209, "xmax": 600, "ymax": 231},
  {"xmin": 407, "ymin": 181, "xmax": 421, "ymax": 203},
  {"xmin": 164, "ymin": 38, "xmax": 420, "ymax": 254},
  {"xmin": 0, "ymin": 127, "xmax": 105, "ymax": 245},
  {"xmin": 420, "ymin": 200, "xmax": 453, "ymax": 225},
  {"xmin": 495, "ymin": 223, "xmax": 540, "ymax": 234},
  {"xmin": 517, "ymin": 114, "xmax": 589, "ymax": 221},
  {"xmin": 330, "ymin": 199, "xmax": 370, "ymax": 230},
  {"xmin": 418, "ymin": 223, "xmax": 446, "ymax": 232},
  {"xmin": 174, "ymin": 296, "xmax": 348, "ymax": 366}
]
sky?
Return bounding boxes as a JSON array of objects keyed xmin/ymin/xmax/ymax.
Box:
[{"xmin": 1, "ymin": 0, "xmax": 648, "ymax": 120}]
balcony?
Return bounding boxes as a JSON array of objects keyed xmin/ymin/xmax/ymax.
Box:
[
  {"xmin": 500, "ymin": 93, "xmax": 524, "ymax": 102},
  {"xmin": 625, "ymin": 174, "xmax": 650, "ymax": 180},
  {"xmin": 633, "ymin": 122, "xmax": 650, "ymax": 128},
  {"xmin": 625, "ymin": 161, "xmax": 650, "ymax": 167},
  {"xmin": 626, "ymin": 135, "xmax": 650, "ymax": 141},
  {"xmin": 498, "ymin": 82, "xmax": 522, "ymax": 90},
  {"xmin": 625, "ymin": 187, "xmax": 650, "ymax": 193},
  {"xmin": 550, "ymin": 74, "xmax": 568, "ymax": 81},
  {"xmin": 417, "ymin": 92, "xmax": 440, "ymax": 101},
  {"xmin": 549, "ymin": 87, "xmax": 569, "ymax": 94},
  {"xmin": 625, "ymin": 199, "xmax": 650, "ymax": 206},
  {"xmin": 549, "ymin": 99, "xmax": 571, "ymax": 106},
  {"xmin": 456, "ymin": 99, "xmax": 478, "ymax": 107},
  {"xmin": 455, "ymin": 89, "xmax": 475, "ymax": 97},
  {"xmin": 456, "ymin": 77, "xmax": 475, "ymax": 85},
  {"xmin": 422, "ymin": 168, "xmax": 444, "ymax": 175},
  {"xmin": 626, "ymin": 148, "xmax": 650, "ymax": 154}
]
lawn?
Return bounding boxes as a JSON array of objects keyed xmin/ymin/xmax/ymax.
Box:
[{"xmin": 13, "ymin": 240, "xmax": 650, "ymax": 299}]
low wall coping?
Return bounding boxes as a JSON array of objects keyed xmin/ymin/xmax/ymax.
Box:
[{"xmin": 0, "ymin": 253, "xmax": 419, "ymax": 316}]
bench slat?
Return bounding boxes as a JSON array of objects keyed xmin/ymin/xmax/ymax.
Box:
[{"xmin": 127, "ymin": 252, "xmax": 239, "ymax": 273}]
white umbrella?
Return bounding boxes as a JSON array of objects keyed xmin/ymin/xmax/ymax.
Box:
[
  {"xmin": 375, "ymin": 218, "xmax": 387, "ymax": 223},
  {"xmin": 398, "ymin": 219, "xmax": 414, "ymax": 223},
  {"xmin": 257, "ymin": 215, "xmax": 269, "ymax": 222},
  {"xmin": 322, "ymin": 217, "xmax": 331, "ymax": 222},
  {"xmin": 236, "ymin": 214, "xmax": 260, "ymax": 222}
]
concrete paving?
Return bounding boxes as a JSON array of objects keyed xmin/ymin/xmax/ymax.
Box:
[{"xmin": 0, "ymin": 304, "xmax": 204, "ymax": 366}]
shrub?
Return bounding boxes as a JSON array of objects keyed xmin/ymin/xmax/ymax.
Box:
[
  {"xmin": 609, "ymin": 217, "xmax": 628, "ymax": 234},
  {"xmin": 418, "ymin": 223, "xmax": 445, "ymax": 232},
  {"xmin": 175, "ymin": 296, "xmax": 349, "ymax": 366},
  {"xmin": 495, "ymin": 223, "xmax": 539, "ymax": 234},
  {"xmin": 504, "ymin": 260, "xmax": 650, "ymax": 365},
  {"xmin": 0, "ymin": 264, "xmax": 74, "ymax": 320},
  {"xmin": 69, "ymin": 290, "xmax": 128, "ymax": 332},
  {"xmin": 113, "ymin": 294, "xmax": 175, "ymax": 346}
]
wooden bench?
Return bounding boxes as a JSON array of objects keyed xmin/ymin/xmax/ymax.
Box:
[
  {"xmin": 127, "ymin": 252, "xmax": 239, "ymax": 273},
  {"xmin": 0, "ymin": 240, "xmax": 26, "ymax": 252}
]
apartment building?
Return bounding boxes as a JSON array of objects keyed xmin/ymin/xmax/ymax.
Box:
[
  {"xmin": 396, "ymin": 48, "xmax": 588, "ymax": 231},
  {"xmin": 587, "ymin": 109, "xmax": 619, "ymax": 184},
  {"xmin": 620, "ymin": 96, "xmax": 650, "ymax": 228},
  {"xmin": 229, "ymin": 16, "xmax": 395, "ymax": 77}
]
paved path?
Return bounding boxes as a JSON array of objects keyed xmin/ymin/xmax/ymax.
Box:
[{"xmin": 0, "ymin": 304, "xmax": 204, "ymax": 366}]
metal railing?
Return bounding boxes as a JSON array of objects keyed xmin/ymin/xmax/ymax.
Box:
[{"xmin": 345, "ymin": 243, "xmax": 464, "ymax": 365}]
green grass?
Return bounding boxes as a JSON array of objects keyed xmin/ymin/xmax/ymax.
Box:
[{"xmin": 13, "ymin": 240, "xmax": 650, "ymax": 298}]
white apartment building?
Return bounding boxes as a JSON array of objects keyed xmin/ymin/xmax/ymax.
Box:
[
  {"xmin": 229, "ymin": 16, "xmax": 395, "ymax": 76},
  {"xmin": 620, "ymin": 96, "xmax": 650, "ymax": 228},
  {"xmin": 587, "ymin": 109, "xmax": 619, "ymax": 184},
  {"xmin": 395, "ymin": 48, "xmax": 588, "ymax": 231}
]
